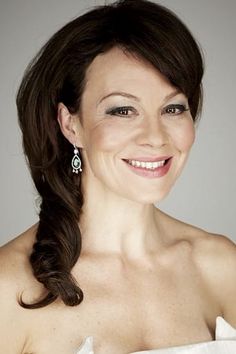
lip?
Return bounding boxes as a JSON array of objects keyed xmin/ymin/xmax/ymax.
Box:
[
  {"xmin": 123, "ymin": 156, "xmax": 171, "ymax": 163},
  {"xmin": 123, "ymin": 157, "xmax": 173, "ymax": 179}
]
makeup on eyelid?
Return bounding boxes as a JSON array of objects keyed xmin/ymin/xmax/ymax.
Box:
[
  {"xmin": 105, "ymin": 103, "xmax": 189, "ymax": 117},
  {"xmin": 78, "ymin": 47, "xmax": 195, "ymax": 203}
]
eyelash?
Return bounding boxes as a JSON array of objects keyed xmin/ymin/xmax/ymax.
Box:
[
  {"xmin": 106, "ymin": 104, "xmax": 189, "ymax": 117},
  {"xmin": 162, "ymin": 104, "xmax": 189, "ymax": 116},
  {"xmin": 106, "ymin": 106, "xmax": 136, "ymax": 117}
]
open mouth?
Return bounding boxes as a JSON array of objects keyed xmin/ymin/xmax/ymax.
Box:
[{"xmin": 123, "ymin": 157, "xmax": 171, "ymax": 170}]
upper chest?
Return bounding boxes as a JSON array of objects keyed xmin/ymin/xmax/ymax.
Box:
[{"xmin": 23, "ymin": 257, "xmax": 218, "ymax": 354}]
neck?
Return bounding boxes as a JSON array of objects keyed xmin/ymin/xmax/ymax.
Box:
[{"xmin": 79, "ymin": 174, "xmax": 165, "ymax": 259}]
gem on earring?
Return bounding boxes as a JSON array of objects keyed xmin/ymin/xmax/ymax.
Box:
[{"xmin": 71, "ymin": 145, "xmax": 82, "ymax": 173}]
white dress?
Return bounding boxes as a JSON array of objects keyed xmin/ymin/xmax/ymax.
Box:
[{"xmin": 76, "ymin": 316, "xmax": 236, "ymax": 354}]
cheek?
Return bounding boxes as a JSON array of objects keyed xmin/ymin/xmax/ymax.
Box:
[
  {"xmin": 85, "ymin": 122, "xmax": 133, "ymax": 152},
  {"xmin": 172, "ymin": 121, "xmax": 195, "ymax": 151}
]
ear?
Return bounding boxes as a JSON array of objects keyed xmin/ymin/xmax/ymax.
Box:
[{"xmin": 57, "ymin": 102, "xmax": 84, "ymax": 148}]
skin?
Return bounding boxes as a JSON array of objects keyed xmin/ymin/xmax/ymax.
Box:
[{"xmin": 0, "ymin": 47, "xmax": 236, "ymax": 354}]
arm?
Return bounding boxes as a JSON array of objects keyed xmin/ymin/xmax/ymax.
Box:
[
  {"xmin": 219, "ymin": 237, "xmax": 236, "ymax": 327},
  {"xmin": 194, "ymin": 232, "xmax": 236, "ymax": 328},
  {"xmin": 0, "ymin": 245, "xmax": 28, "ymax": 354}
]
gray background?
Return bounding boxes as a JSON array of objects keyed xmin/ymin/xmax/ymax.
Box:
[{"xmin": 0, "ymin": 0, "xmax": 235, "ymax": 246}]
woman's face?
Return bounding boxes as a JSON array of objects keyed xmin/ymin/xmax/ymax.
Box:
[{"xmin": 77, "ymin": 47, "xmax": 195, "ymax": 204}]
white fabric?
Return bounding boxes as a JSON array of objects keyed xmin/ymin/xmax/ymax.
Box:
[{"xmin": 76, "ymin": 316, "xmax": 236, "ymax": 354}]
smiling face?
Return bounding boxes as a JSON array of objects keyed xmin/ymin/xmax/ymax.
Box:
[{"xmin": 75, "ymin": 47, "xmax": 195, "ymax": 204}]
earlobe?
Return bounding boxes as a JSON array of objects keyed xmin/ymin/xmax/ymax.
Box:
[{"xmin": 57, "ymin": 102, "xmax": 83, "ymax": 147}]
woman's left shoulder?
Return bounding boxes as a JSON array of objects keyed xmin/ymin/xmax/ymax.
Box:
[
  {"xmin": 192, "ymin": 229, "xmax": 236, "ymax": 325},
  {"xmin": 192, "ymin": 229, "xmax": 236, "ymax": 260}
]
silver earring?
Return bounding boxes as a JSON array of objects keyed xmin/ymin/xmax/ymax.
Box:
[{"xmin": 71, "ymin": 145, "xmax": 82, "ymax": 173}]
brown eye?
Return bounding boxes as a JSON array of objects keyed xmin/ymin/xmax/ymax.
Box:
[
  {"xmin": 163, "ymin": 104, "xmax": 189, "ymax": 116},
  {"xmin": 107, "ymin": 106, "xmax": 137, "ymax": 117},
  {"xmin": 117, "ymin": 108, "xmax": 129, "ymax": 115}
]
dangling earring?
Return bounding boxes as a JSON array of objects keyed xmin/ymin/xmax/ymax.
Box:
[{"xmin": 71, "ymin": 145, "xmax": 82, "ymax": 173}]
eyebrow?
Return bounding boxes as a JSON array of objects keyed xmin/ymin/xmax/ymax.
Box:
[
  {"xmin": 98, "ymin": 91, "xmax": 140, "ymax": 106},
  {"xmin": 97, "ymin": 89, "xmax": 182, "ymax": 106}
]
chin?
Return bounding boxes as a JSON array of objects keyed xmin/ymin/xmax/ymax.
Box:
[{"xmin": 125, "ymin": 187, "xmax": 172, "ymax": 205}]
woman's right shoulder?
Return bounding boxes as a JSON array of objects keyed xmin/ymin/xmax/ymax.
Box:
[
  {"xmin": 0, "ymin": 223, "xmax": 37, "ymax": 281},
  {"xmin": 0, "ymin": 224, "xmax": 38, "ymax": 353},
  {"xmin": 0, "ymin": 224, "xmax": 39, "ymax": 297}
]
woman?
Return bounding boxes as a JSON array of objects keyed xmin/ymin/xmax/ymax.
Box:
[{"xmin": 0, "ymin": 0, "xmax": 235, "ymax": 353}]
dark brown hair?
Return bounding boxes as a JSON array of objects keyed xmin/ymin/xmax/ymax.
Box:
[{"xmin": 17, "ymin": 0, "xmax": 204, "ymax": 308}]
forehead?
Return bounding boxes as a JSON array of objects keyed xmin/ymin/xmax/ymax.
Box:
[{"xmin": 83, "ymin": 47, "xmax": 175, "ymax": 102}]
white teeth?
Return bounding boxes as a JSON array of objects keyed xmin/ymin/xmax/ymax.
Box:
[
  {"xmin": 128, "ymin": 159, "xmax": 166, "ymax": 169},
  {"xmin": 141, "ymin": 162, "xmax": 146, "ymax": 168}
]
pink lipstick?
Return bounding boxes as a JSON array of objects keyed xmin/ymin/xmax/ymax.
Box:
[{"xmin": 123, "ymin": 157, "xmax": 172, "ymax": 178}]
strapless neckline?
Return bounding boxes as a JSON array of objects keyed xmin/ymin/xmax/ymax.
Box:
[{"xmin": 76, "ymin": 316, "xmax": 236, "ymax": 354}]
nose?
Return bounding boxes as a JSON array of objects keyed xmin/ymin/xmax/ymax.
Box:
[{"xmin": 135, "ymin": 116, "xmax": 169, "ymax": 148}]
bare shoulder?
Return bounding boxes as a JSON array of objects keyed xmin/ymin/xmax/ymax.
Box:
[
  {"xmin": 0, "ymin": 224, "xmax": 37, "ymax": 285},
  {"xmin": 192, "ymin": 229, "xmax": 236, "ymax": 326},
  {"xmin": 187, "ymin": 226, "xmax": 236, "ymax": 282},
  {"xmin": 0, "ymin": 224, "xmax": 39, "ymax": 353},
  {"xmin": 193, "ymin": 229, "xmax": 236, "ymax": 263},
  {"xmin": 158, "ymin": 211, "xmax": 236, "ymax": 322},
  {"xmin": 165, "ymin": 212, "xmax": 236, "ymax": 326},
  {"xmin": 194, "ymin": 230, "xmax": 235, "ymax": 280},
  {"xmin": 161, "ymin": 210, "xmax": 236, "ymax": 325},
  {"xmin": 158, "ymin": 209, "xmax": 236, "ymax": 262},
  {"xmin": 167, "ymin": 213, "xmax": 236, "ymax": 283}
]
